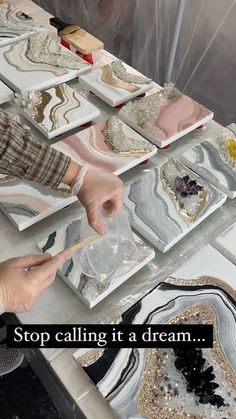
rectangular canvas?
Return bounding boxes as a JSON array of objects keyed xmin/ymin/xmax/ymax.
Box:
[
  {"xmin": 0, "ymin": 80, "xmax": 14, "ymax": 104},
  {"xmin": 0, "ymin": 176, "xmax": 77, "ymax": 231},
  {"xmin": 37, "ymin": 217, "xmax": 155, "ymax": 308},
  {"xmin": 52, "ymin": 116, "xmax": 157, "ymax": 175},
  {"xmin": 74, "ymin": 244, "xmax": 236, "ymax": 419},
  {"xmin": 80, "ymin": 59, "xmax": 153, "ymax": 107},
  {"xmin": 213, "ymin": 220, "xmax": 236, "ymax": 265},
  {"xmin": 124, "ymin": 158, "xmax": 226, "ymax": 252},
  {"xmin": 0, "ymin": 33, "xmax": 90, "ymax": 92},
  {"xmin": 0, "ymin": 3, "xmax": 45, "ymax": 47},
  {"xmin": 181, "ymin": 127, "xmax": 236, "ymax": 198},
  {"xmin": 119, "ymin": 83, "xmax": 213, "ymax": 148},
  {"xmin": 15, "ymin": 84, "xmax": 100, "ymax": 138}
]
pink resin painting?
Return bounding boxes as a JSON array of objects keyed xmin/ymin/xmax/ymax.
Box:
[
  {"xmin": 52, "ymin": 117, "xmax": 157, "ymax": 175},
  {"xmin": 120, "ymin": 83, "xmax": 214, "ymax": 148}
]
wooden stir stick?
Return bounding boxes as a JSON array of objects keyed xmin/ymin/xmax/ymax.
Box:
[{"xmin": 66, "ymin": 234, "xmax": 100, "ymax": 255}]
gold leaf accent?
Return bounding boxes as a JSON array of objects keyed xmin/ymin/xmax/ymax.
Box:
[
  {"xmin": 166, "ymin": 275, "xmax": 236, "ymax": 300},
  {"xmin": 161, "ymin": 159, "xmax": 208, "ymax": 221}
]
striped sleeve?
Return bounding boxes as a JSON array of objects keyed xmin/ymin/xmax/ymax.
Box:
[{"xmin": 0, "ymin": 110, "xmax": 70, "ymax": 187}]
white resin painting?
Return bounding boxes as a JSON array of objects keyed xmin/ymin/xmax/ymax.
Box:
[
  {"xmin": 37, "ymin": 217, "xmax": 155, "ymax": 308},
  {"xmin": 15, "ymin": 84, "xmax": 100, "ymax": 138},
  {"xmin": 0, "ymin": 80, "xmax": 14, "ymax": 104},
  {"xmin": 0, "ymin": 3, "xmax": 45, "ymax": 47},
  {"xmin": 0, "ymin": 177, "xmax": 77, "ymax": 231},
  {"xmin": 119, "ymin": 83, "xmax": 214, "ymax": 148},
  {"xmin": 74, "ymin": 245, "xmax": 236, "ymax": 418},
  {"xmin": 213, "ymin": 221, "xmax": 236, "ymax": 265},
  {"xmin": 182, "ymin": 127, "xmax": 236, "ymax": 198},
  {"xmin": 124, "ymin": 158, "xmax": 227, "ymax": 252},
  {"xmin": 80, "ymin": 59, "xmax": 153, "ymax": 107},
  {"xmin": 52, "ymin": 116, "xmax": 157, "ymax": 175},
  {"xmin": 0, "ymin": 33, "xmax": 90, "ymax": 92}
]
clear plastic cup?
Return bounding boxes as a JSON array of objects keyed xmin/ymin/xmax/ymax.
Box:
[{"xmin": 76, "ymin": 211, "xmax": 138, "ymax": 285}]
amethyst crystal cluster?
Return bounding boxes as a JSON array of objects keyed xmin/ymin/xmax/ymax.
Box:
[
  {"xmin": 175, "ymin": 175, "xmax": 204, "ymax": 198},
  {"xmin": 174, "ymin": 348, "xmax": 225, "ymax": 408}
]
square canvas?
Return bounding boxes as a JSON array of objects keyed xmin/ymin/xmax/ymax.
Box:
[
  {"xmin": 0, "ymin": 176, "xmax": 77, "ymax": 231},
  {"xmin": 119, "ymin": 83, "xmax": 213, "ymax": 148},
  {"xmin": 181, "ymin": 127, "xmax": 236, "ymax": 198},
  {"xmin": 15, "ymin": 84, "xmax": 100, "ymax": 138},
  {"xmin": 0, "ymin": 33, "xmax": 90, "ymax": 92},
  {"xmin": 0, "ymin": 80, "xmax": 13, "ymax": 104},
  {"xmin": 213, "ymin": 220, "xmax": 236, "ymax": 265},
  {"xmin": 80, "ymin": 59, "xmax": 153, "ymax": 107},
  {"xmin": 52, "ymin": 116, "xmax": 157, "ymax": 175},
  {"xmin": 74, "ymin": 245, "xmax": 236, "ymax": 419},
  {"xmin": 124, "ymin": 158, "xmax": 226, "ymax": 252},
  {"xmin": 0, "ymin": 3, "xmax": 45, "ymax": 47},
  {"xmin": 37, "ymin": 217, "xmax": 155, "ymax": 308}
]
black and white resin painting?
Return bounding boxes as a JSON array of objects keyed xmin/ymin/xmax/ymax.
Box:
[
  {"xmin": 124, "ymin": 158, "xmax": 227, "ymax": 252},
  {"xmin": 37, "ymin": 217, "xmax": 155, "ymax": 308},
  {"xmin": 182, "ymin": 127, "xmax": 236, "ymax": 198},
  {"xmin": 74, "ymin": 245, "xmax": 236, "ymax": 419}
]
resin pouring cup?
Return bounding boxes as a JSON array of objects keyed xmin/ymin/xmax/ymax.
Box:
[{"xmin": 76, "ymin": 211, "xmax": 138, "ymax": 284}]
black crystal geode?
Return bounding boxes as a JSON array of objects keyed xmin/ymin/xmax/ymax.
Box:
[{"xmin": 174, "ymin": 348, "xmax": 225, "ymax": 408}]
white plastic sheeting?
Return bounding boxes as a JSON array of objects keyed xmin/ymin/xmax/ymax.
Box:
[{"xmin": 34, "ymin": 0, "xmax": 236, "ymax": 129}]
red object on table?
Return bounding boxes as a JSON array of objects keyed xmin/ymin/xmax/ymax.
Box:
[
  {"xmin": 76, "ymin": 51, "xmax": 94, "ymax": 64},
  {"xmin": 81, "ymin": 121, "xmax": 92, "ymax": 128},
  {"xmin": 61, "ymin": 39, "xmax": 71, "ymax": 50},
  {"xmin": 139, "ymin": 159, "xmax": 149, "ymax": 165},
  {"xmin": 115, "ymin": 103, "xmax": 125, "ymax": 109},
  {"xmin": 160, "ymin": 145, "xmax": 170, "ymax": 150},
  {"xmin": 138, "ymin": 93, "xmax": 146, "ymax": 98}
]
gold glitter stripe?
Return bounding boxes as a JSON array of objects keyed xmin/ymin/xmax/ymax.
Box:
[
  {"xmin": 166, "ymin": 276, "xmax": 236, "ymax": 300},
  {"xmin": 101, "ymin": 65, "xmax": 139, "ymax": 93}
]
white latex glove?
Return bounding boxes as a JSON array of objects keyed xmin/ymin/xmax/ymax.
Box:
[
  {"xmin": 0, "ymin": 251, "xmax": 69, "ymax": 314},
  {"xmin": 73, "ymin": 167, "xmax": 123, "ymax": 235}
]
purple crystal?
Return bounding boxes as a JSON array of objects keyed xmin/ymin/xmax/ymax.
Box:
[{"xmin": 175, "ymin": 175, "xmax": 204, "ymax": 197}]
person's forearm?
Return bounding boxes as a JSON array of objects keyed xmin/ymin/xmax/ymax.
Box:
[{"xmin": 0, "ymin": 110, "xmax": 71, "ymax": 187}]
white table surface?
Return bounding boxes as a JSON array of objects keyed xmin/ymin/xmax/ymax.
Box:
[{"xmin": 1, "ymin": 2, "xmax": 236, "ymax": 418}]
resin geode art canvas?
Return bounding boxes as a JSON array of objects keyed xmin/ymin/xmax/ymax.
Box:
[
  {"xmin": 0, "ymin": 4, "xmax": 45, "ymax": 47},
  {"xmin": 52, "ymin": 116, "xmax": 157, "ymax": 175},
  {"xmin": 0, "ymin": 80, "xmax": 14, "ymax": 105},
  {"xmin": 182, "ymin": 128, "xmax": 236, "ymax": 198},
  {"xmin": 80, "ymin": 59, "xmax": 153, "ymax": 107},
  {"xmin": 74, "ymin": 244, "xmax": 236, "ymax": 418},
  {"xmin": 37, "ymin": 216, "xmax": 155, "ymax": 308},
  {"xmin": 124, "ymin": 158, "xmax": 226, "ymax": 252},
  {"xmin": 0, "ymin": 33, "xmax": 90, "ymax": 92},
  {"xmin": 0, "ymin": 176, "xmax": 77, "ymax": 230},
  {"xmin": 119, "ymin": 83, "xmax": 214, "ymax": 148},
  {"xmin": 15, "ymin": 84, "xmax": 100, "ymax": 138}
]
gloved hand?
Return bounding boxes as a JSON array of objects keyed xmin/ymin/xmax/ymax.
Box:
[
  {"xmin": 0, "ymin": 251, "xmax": 69, "ymax": 314},
  {"xmin": 74, "ymin": 168, "xmax": 123, "ymax": 235}
]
